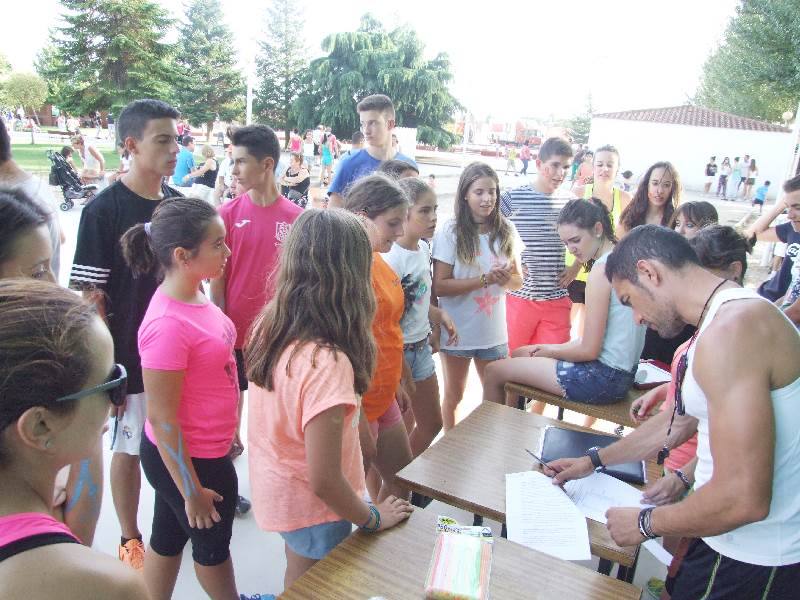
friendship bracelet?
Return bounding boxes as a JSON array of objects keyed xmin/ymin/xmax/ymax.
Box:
[
  {"xmin": 360, "ymin": 505, "xmax": 381, "ymax": 532},
  {"xmin": 480, "ymin": 273, "xmax": 488, "ymax": 288},
  {"xmin": 638, "ymin": 507, "xmax": 658, "ymax": 540},
  {"xmin": 674, "ymin": 469, "xmax": 692, "ymax": 491}
]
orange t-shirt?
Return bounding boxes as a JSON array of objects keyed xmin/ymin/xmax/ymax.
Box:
[
  {"xmin": 247, "ymin": 342, "xmax": 365, "ymax": 532},
  {"xmin": 363, "ymin": 253, "xmax": 404, "ymax": 422},
  {"xmin": 662, "ymin": 339, "xmax": 699, "ymax": 471}
]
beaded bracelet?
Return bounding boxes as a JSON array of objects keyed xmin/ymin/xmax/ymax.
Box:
[
  {"xmin": 674, "ymin": 469, "xmax": 692, "ymax": 491},
  {"xmin": 360, "ymin": 505, "xmax": 381, "ymax": 532},
  {"xmin": 638, "ymin": 507, "xmax": 658, "ymax": 540},
  {"xmin": 480, "ymin": 273, "xmax": 488, "ymax": 288}
]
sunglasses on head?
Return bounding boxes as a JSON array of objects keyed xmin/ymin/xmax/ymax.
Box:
[{"xmin": 56, "ymin": 363, "xmax": 128, "ymax": 407}]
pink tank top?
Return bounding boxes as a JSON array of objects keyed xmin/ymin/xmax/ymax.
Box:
[{"xmin": 0, "ymin": 512, "xmax": 79, "ymax": 561}]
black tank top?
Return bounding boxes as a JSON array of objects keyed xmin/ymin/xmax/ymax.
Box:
[{"xmin": 198, "ymin": 160, "xmax": 218, "ymax": 188}]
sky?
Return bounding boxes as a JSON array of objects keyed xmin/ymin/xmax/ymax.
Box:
[{"xmin": 2, "ymin": 0, "xmax": 740, "ymax": 122}]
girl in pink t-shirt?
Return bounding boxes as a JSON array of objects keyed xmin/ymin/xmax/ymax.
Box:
[
  {"xmin": 245, "ymin": 209, "xmax": 412, "ymax": 588},
  {"xmin": 121, "ymin": 197, "xmax": 256, "ymax": 599}
]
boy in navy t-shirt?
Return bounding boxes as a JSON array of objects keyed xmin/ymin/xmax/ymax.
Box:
[{"xmin": 327, "ymin": 94, "xmax": 417, "ymax": 208}]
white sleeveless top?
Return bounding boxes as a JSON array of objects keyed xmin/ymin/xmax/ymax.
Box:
[{"xmin": 683, "ymin": 287, "xmax": 800, "ymax": 566}]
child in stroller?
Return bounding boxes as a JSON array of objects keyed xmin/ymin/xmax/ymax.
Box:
[{"xmin": 47, "ymin": 149, "xmax": 97, "ymax": 211}]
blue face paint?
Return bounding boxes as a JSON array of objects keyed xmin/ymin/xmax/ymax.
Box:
[
  {"xmin": 64, "ymin": 459, "xmax": 99, "ymax": 516},
  {"xmin": 161, "ymin": 431, "xmax": 197, "ymax": 498},
  {"xmin": 161, "ymin": 422, "xmax": 173, "ymax": 433}
]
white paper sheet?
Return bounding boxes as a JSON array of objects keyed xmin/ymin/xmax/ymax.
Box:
[
  {"xmin": 505, "ymin": 471, "xmax": 591, "ymax": 561},
  {"xmin": 563, "ymin": 472, "xmax": 673, "ymax": 565}
]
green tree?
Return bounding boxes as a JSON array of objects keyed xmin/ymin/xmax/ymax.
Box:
[
  {"xmin": 293, "ymin": 14, "xmax": 461, "ymax": 148},
  {"xmin": 173, "ymin": 0, "xmax": 245, "ymax": 139},
  {"xmin": 254, "ymin": 0, "xmax": 308, "ymax": 147},
  {"xmin": 38, "ymin": 0, "xmax": 175, "ymax": 116},
  {"xmin": 696, "ymin": 0, "xmax": 800, "ymax": 121},
  {"xmin": 2, "ymin": 73, "xmax": 48, "ymax": 143},
  {"xmin": 0, "ymin": 53, "xmax": 10, "ymax": 78}
]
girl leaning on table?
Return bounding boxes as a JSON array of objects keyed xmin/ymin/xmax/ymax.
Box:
[
  {"xmin": 432, "ymin": 162, "xmax": 524, "ymax": 431},
  {"xmin": 482, "ymin": 198, "xmax": 646, "ymax": 420},
  {"xmin": 245, "ymin": 209, "xmax": 412, "ymax": 589}
]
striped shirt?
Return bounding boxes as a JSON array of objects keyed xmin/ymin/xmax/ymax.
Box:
[{"xmin": 500, "ymin": 185, "xmax": 573, "ymax": 301}]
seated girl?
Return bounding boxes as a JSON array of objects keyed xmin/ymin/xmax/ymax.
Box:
[
  {"xmin": 483, "ymin": 198, "xmax": 645, "ymax": 410},
  {"xmin": 669, "ymin": 201, "xmax": 718, "ymax": 240}
]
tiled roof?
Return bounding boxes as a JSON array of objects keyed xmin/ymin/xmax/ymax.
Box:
[{"xmin": 592, "ymin": 105, "xmax": 790, "ymax": 133}]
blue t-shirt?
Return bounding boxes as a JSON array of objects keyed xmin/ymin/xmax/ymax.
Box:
[
  {"xmin": 328, "ymin": 149, "xmax": 417, "ymax": 196},
  {"xmin": 758, "ymin": 222, "xmax": 800, "ymax": 301},
  {"xmin": 172, "ymin": 147, "xmax": 196, "ymax": 186},
  {"xmin": 755, "ymin": 185, "xmax": 769, "ymax": 202}
]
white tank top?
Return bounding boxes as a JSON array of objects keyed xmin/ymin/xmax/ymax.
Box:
[{"xmin": 683, "ymin": 287, "xmax": 800, "ymax": 566}]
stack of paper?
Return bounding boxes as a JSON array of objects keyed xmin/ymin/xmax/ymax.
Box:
[{"xmin": 505, "ymin": 471, "xmax": 591, "ymax": 561}]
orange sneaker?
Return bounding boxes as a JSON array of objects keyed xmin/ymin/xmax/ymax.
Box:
[{"xmin": 118, "ymin": 538, "xmax": 145, "ymax": 571}]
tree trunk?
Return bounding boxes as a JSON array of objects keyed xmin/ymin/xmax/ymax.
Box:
[{"xmin": 206, "ymin": 121, "xmax": 214, "ymax": 144}]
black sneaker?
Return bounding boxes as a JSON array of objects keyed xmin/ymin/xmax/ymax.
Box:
[{"xmin": 235, "ymin": 495, "xmax": 252, "ymax": 517}]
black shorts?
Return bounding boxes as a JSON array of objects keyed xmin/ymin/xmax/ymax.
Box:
[
  {"xmin": 140, "ymin": 435, "xmax": 238, "ymax": 566},
  {"xmin": 567, "ymin": 279, "xmax": 586, "ymax": 304},
  {"xmin": 670, "ymin": 539, "xmax": 800, "ymax": 600},
  {"xmin": 313, "ymin": 143, "xmax": 320, "ymax": 156},
  {"xmin": 234, "ymin": 349, "xmax": 248, "ymax": 391}
]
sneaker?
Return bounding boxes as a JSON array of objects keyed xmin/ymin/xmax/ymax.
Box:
[
  {"xmin": 235, "ymin": 495, "xmax": 252, "ymax": 517},
  {"xmin": 118, "ymin": 538, "xmax": 145, "ymax": 571}
]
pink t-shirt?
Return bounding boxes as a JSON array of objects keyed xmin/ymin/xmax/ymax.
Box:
[
  {"xmin": 218, "ymin": 193, "xmax": 303, "ymax": 348},
  {"xmin": 662, "ymin": 339, "xmax": 699, "ymax": 471},
  {"xmin": 139, "ymin": 288, "xmax": 239, "ymax": 459},
  {"xmin": 247, "ymin": 342, "xmax": 365, "ymax": 532}
]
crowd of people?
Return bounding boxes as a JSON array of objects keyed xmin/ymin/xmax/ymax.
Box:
[{"xmin": 0, "ymin": 90, "xmax": 798, "ymax": 600}]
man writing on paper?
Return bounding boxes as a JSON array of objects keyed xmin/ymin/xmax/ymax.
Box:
[{"xmin": 544, "ymin": 224, "xmax": 800, "ymax": 600}]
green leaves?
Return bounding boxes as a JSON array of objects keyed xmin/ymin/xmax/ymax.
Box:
[
  {"xmin": 292, "ymin": 13, "xmax": 461, "ymax": 148},
  {"xmin": 696, "ymin": 0, "xmax": 800, "ymax": 121}
]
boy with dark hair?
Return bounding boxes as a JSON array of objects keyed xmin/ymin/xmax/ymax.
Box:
[
  {"xmin": 327, "ymin": 94, "xmax": 417, "ymax": 207},
  {"xmin": 752, "ymin": 180, "xmax": 771, "ymax": 213},
  {"xmin": 69, "ymin": 98, "xmax": 182, "ymax": 570},
  {"xmin": 210, "ymin": 124, "xmax": 303, "ymax": 465},
  {"xmin": 172, "ymin": 135, "xmax": 195, "ymax": 188},
  {"xmin": 499, "ymin": 137, "xmax": 575, "ymax": 355}
]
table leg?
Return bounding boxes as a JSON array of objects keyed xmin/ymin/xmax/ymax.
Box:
[
  {"xmin": 410, "ymin": 492, "xmax": 432, "ymax": 508},
  {"xmin": 516, "ymin": 395, "xmax": 526, "ymax": 410},
  {"xmin": 500, "ymin": 523, "xmax": 507, "ymax": 538},
  {"xmin": 597, "ymin": 558, "xmax": 613, "ymax": 576},
  {"xmin": 557, "ymin": 406, "xmax": 565, "ymax": 421},
  {"xmin": 472, "ymin": 514, "xmax": 484, "ymax": 527},
  {"xmin": 616, "ymin": 553, "xmax": 638, "ymax": 583}
]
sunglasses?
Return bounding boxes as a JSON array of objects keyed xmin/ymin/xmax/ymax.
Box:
[{"xmin": 56, "ymin": 363, "xmax": 128, "ymax": 407}]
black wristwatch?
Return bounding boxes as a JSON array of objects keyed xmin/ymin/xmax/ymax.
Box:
[{"xmin": 586, "ymin": 446, "xmax": 605, "ymax": 471}]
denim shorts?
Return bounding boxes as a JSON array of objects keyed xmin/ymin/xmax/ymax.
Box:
[
  {"xmin": 280, "ymin": 520, "xmax": 353, "ymax": 560},
  {"xmin": 404, "ymin": 340, "xmax": 436, "ymax": 382},
  {"xmin": 555, "ymin": 359, "xmax": 635, "ymax": 405},
  {"xmin": 440, "ymin": 343, "xmax": 508, "ymax": 361}
]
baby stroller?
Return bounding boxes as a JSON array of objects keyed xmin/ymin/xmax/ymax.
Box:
[{"xmin": 46, "ymin": 149, "xmax": 98, "ymax": 211}]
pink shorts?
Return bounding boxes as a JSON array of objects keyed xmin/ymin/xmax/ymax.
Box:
[
  {"xmin": 506, "ymin": 294, "xmax": 572, "ymax": 351},
  {"xmin": 368, "ymin": 400, "xmax": 403, "ymax": 439}
]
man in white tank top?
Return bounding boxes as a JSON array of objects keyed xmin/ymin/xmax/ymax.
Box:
[{"xmin": 545, "ymin": 225, "xmax": 800, "ymax": 599}]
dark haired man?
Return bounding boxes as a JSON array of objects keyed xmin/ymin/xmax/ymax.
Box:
[
  {"xmin": 70, "ymin": 98, "xmax": 183, "ymax": 570},
  {"xmin": 546, "ymin": 225, "xmax": 800, "ymax": 599},
  {"xmin": 327, "ymin": 94, "xmax": 417, "ymax": 208},
  {"xmin": 210, "ymin": 125, "xmax": 302, "ymax": 471}
]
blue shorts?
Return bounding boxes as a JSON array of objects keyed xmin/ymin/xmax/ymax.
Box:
[
  {"xmin": 440, "ymin": 343, "xmax": 508, "ymax": 361},
  {"xmin": 555, "ymin": 359, "xmax": 635, "ymax": 405},
  {"xmin": 404, "ymin": 340, "xmax": 436, "ymax": 382},
  {"xmin": 280, "ymin": 520, "xmax": 353, "ymax": 560}
]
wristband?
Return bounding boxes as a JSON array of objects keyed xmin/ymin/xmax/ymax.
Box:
[
  {"xmin": 674, "ymin": 469, "xmax": 692, "ymax": 491},
  {"xmin": 637, "ymin": 507, "xmax": 658, "ymax": 539},
  {"xmin": 360, "ymin": 504, "xmax": 381, "ymax": 532},
  {"xmin": 480, "ymin": 273, "xmax": 488, "ymax": 288}
]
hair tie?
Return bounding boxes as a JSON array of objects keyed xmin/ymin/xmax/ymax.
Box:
[{"xmin": 144, "ymin": 222, "xmax": 152, "ymax": 237}]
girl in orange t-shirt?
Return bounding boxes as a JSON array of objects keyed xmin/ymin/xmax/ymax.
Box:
[
  {"xmin": 245, "ymin": 209, "xmax": 412, "ymax": 588},
  {"xmin": 344, "ymin": 174, "xmax": 415, "ymax": 502}
]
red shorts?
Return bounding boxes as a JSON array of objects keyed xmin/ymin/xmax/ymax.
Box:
[
  {"xmin": 367, "ymin": 400, "xmax": 403, "ymax": 439},
  {"xmin": 506, "ymin": 294, "xmax": 572, "ymax": 351}
]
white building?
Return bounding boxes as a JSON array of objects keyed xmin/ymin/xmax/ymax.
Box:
[{"xmin": 588, "ymin": 105, "xmax": 793, "ymax": 198}]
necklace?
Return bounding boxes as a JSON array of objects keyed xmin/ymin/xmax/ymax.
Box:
[{"xmin": 695, "ymin": 278, "xmax": 729, "ymax": 329}]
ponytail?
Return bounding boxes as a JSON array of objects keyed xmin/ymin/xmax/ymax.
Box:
[{"xmin": 558, "ymin": 197, "xmax": 617, "ymax": 243}]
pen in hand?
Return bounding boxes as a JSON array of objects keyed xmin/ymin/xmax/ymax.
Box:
[{"xmin": 525, "ymin": 448, "xmax": 545, "ymax": 466}]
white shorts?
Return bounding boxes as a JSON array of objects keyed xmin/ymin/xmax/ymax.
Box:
[
  {"xmin": 110, "ymin": 392, "xmax": 147, "ymax": 455},
  {"xmin": 705, "ymin": 175, "xmax": 714, "ymax": 184}
]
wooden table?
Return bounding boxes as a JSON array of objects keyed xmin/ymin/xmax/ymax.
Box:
[
  {"xmin": 280, "ymin": 505, "xmax": 641, "ymax": 600},
  {"xmin": 504, "ymin": 382, "xmax": 644, "ymax": 429},
  {"xmin": 396, "ymin": 402, "xmax": 661, "ymax": 573}
]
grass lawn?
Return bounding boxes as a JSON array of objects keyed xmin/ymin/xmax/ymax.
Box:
[{"xmin": 10, "ymin": 143, "xmax": 122, "ymax": 175}]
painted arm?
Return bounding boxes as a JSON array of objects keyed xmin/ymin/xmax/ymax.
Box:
[{"xmin": 144, "ymin": 369, "xmax": 223, "ymax": 529}]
